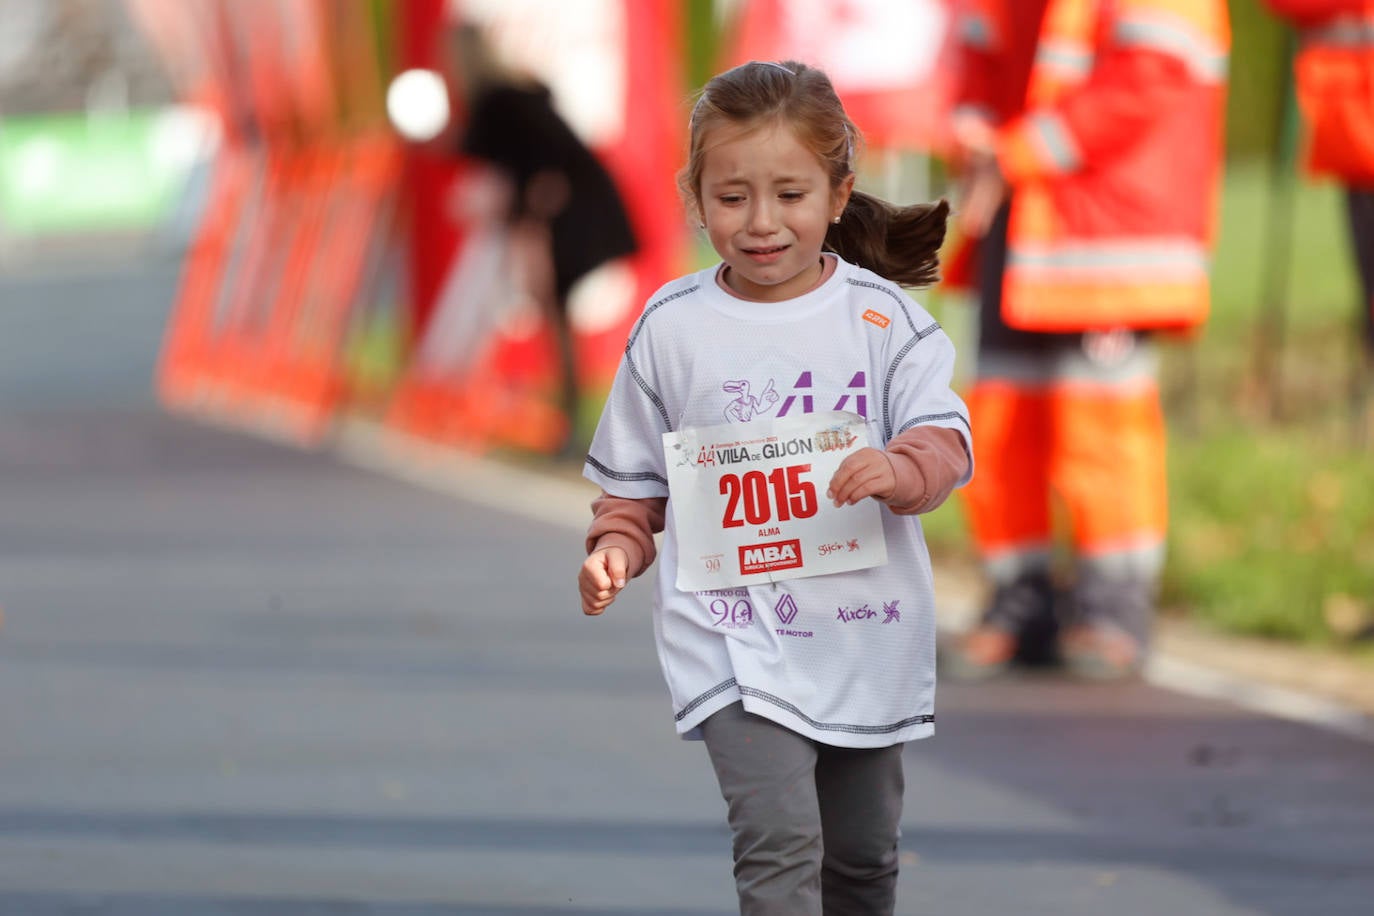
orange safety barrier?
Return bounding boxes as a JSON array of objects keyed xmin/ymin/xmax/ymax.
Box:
[
  {"xmin": 140, "ymin": 0, "xmax": 406, "ymax": 445},
  {"xmin": 386, "ymin": 370, "xmax": 570, "ymax": 455},
  {"xmin": 206, "ymin": 148, "xmax": 287, "ymax": 418},
  {"xmin": 384, "ymin": 270, "xmax": 570, "ymax": 456},
  {"xmin": 157, "ymin": 137, "xmax": 401, "ymax": 444},
  {"xmin": 156, "ymin": 148, "xmax": 257, "ymax": 411},
  {"xmin": 269, "ymin": 138, "xmax": 402, "ymax": 437}
]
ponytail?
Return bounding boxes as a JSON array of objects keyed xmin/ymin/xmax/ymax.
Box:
[{"xmin": 826, "ymin": 193, "xmax": 949, "ymax": 289}]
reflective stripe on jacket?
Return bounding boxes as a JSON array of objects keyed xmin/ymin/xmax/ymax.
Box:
[{"xmin": 956, "ymin": 0, "xmax": 1230, "ymax": 332}]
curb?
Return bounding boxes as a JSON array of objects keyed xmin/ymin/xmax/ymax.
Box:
[{"xmin": 331, "ymin": 416, "xmax": 1374, "ymax": 744}]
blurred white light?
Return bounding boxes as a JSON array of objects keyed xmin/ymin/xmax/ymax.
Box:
[
  {"xmin": 569, "ymin": 260, "xmax": 636, "ymax": 334},
  {"xmin": 150, "ymin": 105, "xmax": 222, "ymax": 171},
  {"xmin": 452, "ymin": 0, "xmax": 626, "ymax": 146},
  {"xmin": 15, "ymin": 138, "xmax": 61, "ymax": 197},
  {"xmin": 386, "ymin": 69, "xmax": 450, "ymax": 142}
]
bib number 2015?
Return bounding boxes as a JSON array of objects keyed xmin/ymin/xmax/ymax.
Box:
[{"xmin": 719, "ymin": 463, "xmax": 817, "ymax": 528}]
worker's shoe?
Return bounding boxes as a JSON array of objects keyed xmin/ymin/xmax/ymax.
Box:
[
  {"xmin": 941, "ymin": 624, "xmax": 1020, "ymax": 681},
  {"xmin": 1060, "ymin": 622, "xmax": 1143, "ymax": 680},
  {"xmin": 1060, "ymin": 570, "xmax": 1156, "ymax": 680},
  {"xmin": 942, "ymin": 571, "xmax": 1057, "ymax": 680}
]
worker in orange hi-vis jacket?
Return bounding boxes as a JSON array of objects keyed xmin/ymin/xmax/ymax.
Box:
[
  {"xmin": 1263, "ymin": 1, "xmax": 1374, "ymax": 387},
  {"xmin": 944, "ymin": 0, "xmax": 1230, "ymax": 680}
]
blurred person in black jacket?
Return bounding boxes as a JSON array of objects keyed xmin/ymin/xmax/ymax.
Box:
[{"xmin": 442, "ymin": 22, "xmax": 638, "ymax": 457}]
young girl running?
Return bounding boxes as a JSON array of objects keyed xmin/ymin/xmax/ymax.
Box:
[{"xmin": 577, "ymin": 60, "xmax": 972, "ymax": 915}]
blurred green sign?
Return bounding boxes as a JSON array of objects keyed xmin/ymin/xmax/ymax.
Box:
[{"xmin": 0, "ymin": 108, "xmax": 203, "ymax": 236}]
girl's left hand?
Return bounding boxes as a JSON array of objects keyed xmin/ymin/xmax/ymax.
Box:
[{"xmin": 826, "ymin": 448, "xmax": 896, "ymax": 507}]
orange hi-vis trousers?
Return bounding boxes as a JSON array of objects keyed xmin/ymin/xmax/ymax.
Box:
[{"xmin": 959, "ymin": 342, "xmax": 1169, "ymax": 584}]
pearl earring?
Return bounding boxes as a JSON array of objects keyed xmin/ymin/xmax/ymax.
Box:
[{"xmin": 832, "ymin": 216, "xmax": 841, "ymax": 224}]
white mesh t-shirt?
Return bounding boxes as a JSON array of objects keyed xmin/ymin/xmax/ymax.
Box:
[{"xmin": 584, "ymin": 256, "xmax": 972, "ymax": 748}]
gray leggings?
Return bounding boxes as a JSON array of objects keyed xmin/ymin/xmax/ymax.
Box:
[{"xmin": 699, "ymin": 702, "xmax": 906, "ymax": 916}]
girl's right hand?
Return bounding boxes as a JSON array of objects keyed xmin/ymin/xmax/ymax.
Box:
[{"xmin": 579, "ymin": 546, "xmax": 630, "ymax": 616}]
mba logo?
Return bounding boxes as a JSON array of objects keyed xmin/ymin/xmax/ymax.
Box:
[{"xmin": 739, "ymin": 538, "xmax": 804, "ymax": 575}]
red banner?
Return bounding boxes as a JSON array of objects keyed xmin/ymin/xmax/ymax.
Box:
[{"xmin": 727, "ymin": 0, "xmax": 957, "ymax": 152}]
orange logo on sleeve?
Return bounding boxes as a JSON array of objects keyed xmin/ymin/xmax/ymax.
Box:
[{"xmin": 862, "ymin": 309, "xmax": 890, "ymax": 329}]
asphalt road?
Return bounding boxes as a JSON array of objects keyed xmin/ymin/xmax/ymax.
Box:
[{"xmin": 1, "ymin": 258, "xmax": 1372, "ymax": 915}]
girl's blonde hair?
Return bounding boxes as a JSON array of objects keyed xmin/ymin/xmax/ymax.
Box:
[{"xmin": 679, "ymin": 60, "xmax": 948, "ymax": 289}]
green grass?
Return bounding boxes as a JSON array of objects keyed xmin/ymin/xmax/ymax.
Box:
[
  {"xmin": 1164, "ymin": 424, "xmax": 1374, "ymax": 641},
  {"xmin": 1161, "ymin": 160, "xmax": 1373, "ymax": 644}
]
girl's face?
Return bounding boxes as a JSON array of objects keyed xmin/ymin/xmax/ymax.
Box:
[{"xmin": 697, "ymin": 122, "xmax": 853, "ymax": 302}]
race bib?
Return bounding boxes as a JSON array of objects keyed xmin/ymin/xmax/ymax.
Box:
[{"xmin": 663, "ymin": 411, "xmax": 888, "ymax": 591}]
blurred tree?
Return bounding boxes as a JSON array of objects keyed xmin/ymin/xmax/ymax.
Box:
[
  {"xmin": 685, "ymin": 0, "xmax": 720, "ymax": 91},
  {"xmin": 0, "ymin": 0, "xmax": 172, "ymax": 115},
  {"xmin": 1226, "ymin": 0, "xmax": 1289, "ymax": 161}
]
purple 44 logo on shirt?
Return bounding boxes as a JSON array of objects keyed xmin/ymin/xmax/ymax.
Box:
[{"xmin": 720, "ymin": 371, "xmax": 868, "ymax": 424}]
